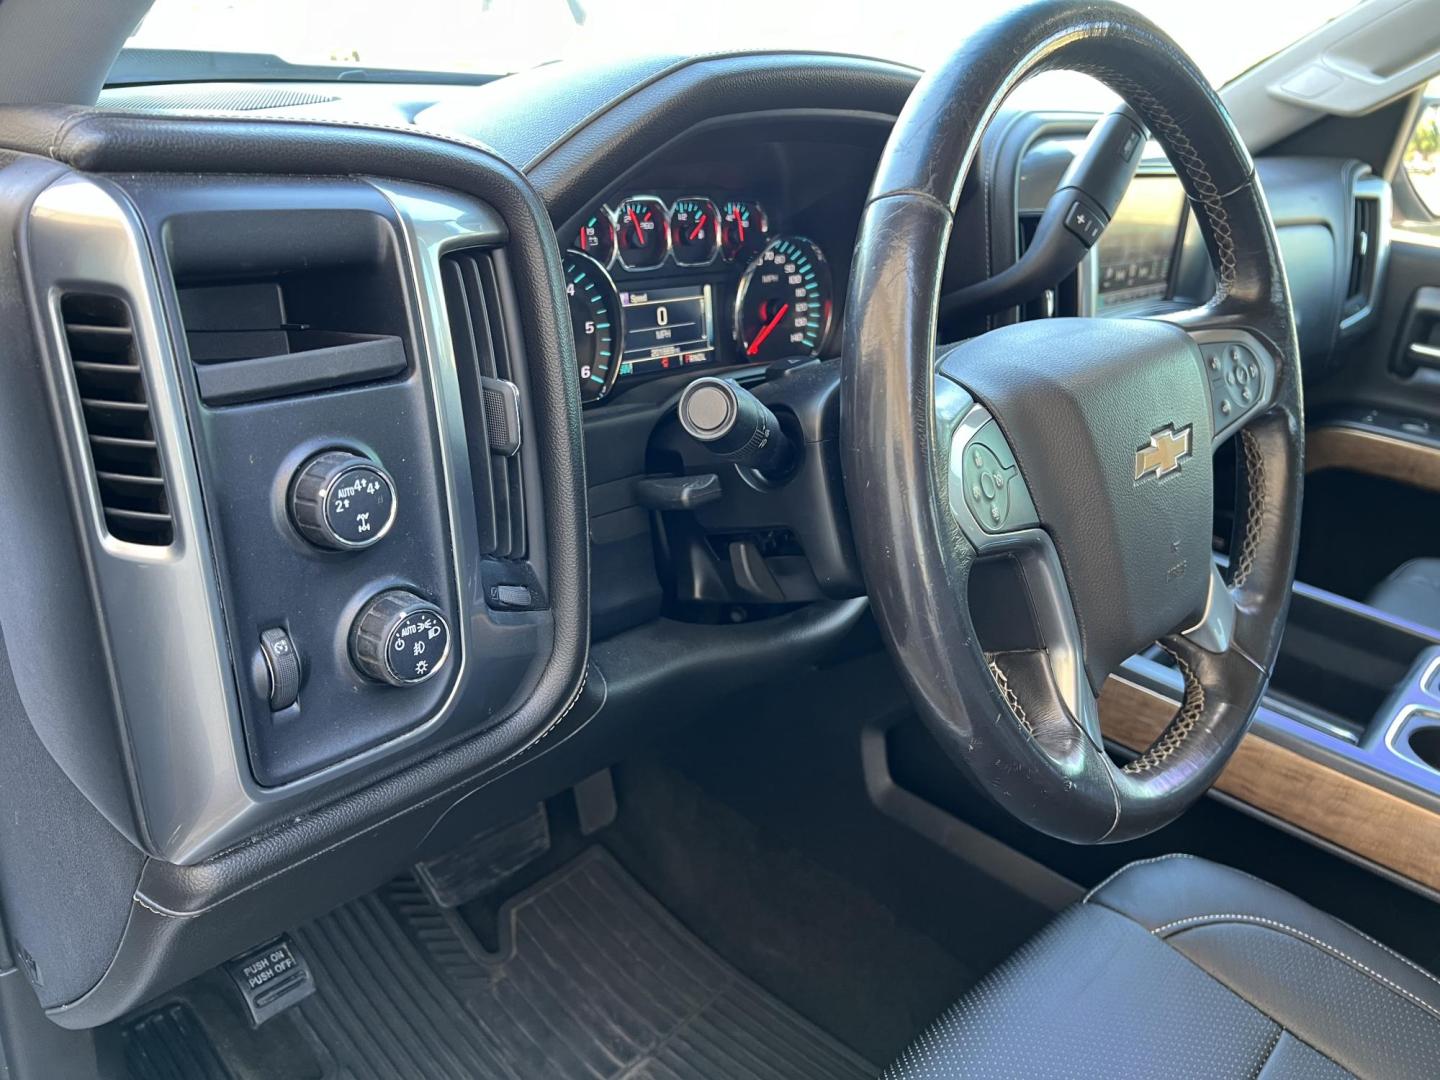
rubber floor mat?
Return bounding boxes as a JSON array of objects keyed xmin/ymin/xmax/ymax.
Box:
[
  {"xmin": 122, "ymin": 1002, "xmax": 236, "ymax": 1080},
  {"xmin": 287, "ymin": 846, "xmax": 876, "ymax": 1079}
]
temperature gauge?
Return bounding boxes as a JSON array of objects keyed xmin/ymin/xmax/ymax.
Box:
[
  {"xmin": 575, "ymin": 210, "xmax": 616, "ymax": 265},
  {"xmin": 615, "ymin": 196, "xmax": 669, "ymax": 271},
  {"xmin": 721, "ymin": 200, "xmax": 769, "ymax": 262},
  {"xmin": 670, "ymin": 197, "xmax": 720, "ymax": 266}
]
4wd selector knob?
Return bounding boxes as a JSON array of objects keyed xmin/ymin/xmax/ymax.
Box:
[
  {"xmin": 289, "ymin": 450, "xmax": 396, "ymax": 550},
  {"xmin": 349, "ymin": 589, "xmax": 451, "ymax": 687}
]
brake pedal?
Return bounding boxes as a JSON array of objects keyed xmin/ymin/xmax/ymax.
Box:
[{"xmin": 415, "ymin": 802, "xmax": 551, "ymax": 908}]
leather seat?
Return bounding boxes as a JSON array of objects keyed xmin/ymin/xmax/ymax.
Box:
[
  {"xmin": 1368, "ymin": 558, "xmax": 1440, "ymax": 629},
  {"xmin": 883, "ymin": 855, "xmax": 1440, "ymax": 1079}
]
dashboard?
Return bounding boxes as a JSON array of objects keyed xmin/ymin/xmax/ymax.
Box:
[{"xmin": 563, "ymin": 193, "xmax": 836, "ymax": 403}]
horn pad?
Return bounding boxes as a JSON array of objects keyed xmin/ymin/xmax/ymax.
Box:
[{"xmin": 940, "ymin": 317, "xmax": 1214, "ymax": 686}]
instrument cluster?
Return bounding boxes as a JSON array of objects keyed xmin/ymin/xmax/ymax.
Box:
[{"xmin": 563, "ymin": 194, "xmax": 834, "ymax": 403}]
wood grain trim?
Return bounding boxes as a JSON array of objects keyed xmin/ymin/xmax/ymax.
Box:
[
  {"xmin": 1099, "ymin": 675, "xmax": 1440, "ymax": 893},
  {"xmin": 1307, "ymin": 425, "xmax": 1440, "ymax": 494}
]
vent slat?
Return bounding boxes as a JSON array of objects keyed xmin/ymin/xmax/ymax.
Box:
[
  {"xmin": 61, "ymin": 294, "xmax": 174, "ymax": 546},
  {"xmin": 81, "ymin": 398, "xmax": 150, "ymax": 412},
  {"xmin": 66, "ymin": 322, "xmax": 136, "ymax": 342},
  {"xmin": 103, "ymin": 507, "xmax": 172, "ymax": 523},
  {"xmin": 440, "ymin": 249, "xmax": 526, "ymax": 560}
]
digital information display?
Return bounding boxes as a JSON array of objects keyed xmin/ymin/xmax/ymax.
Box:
[
  {"xmin": 1095, "ymin": 176, "xmax": 1186, "ymax": 313},
  {"xmin": 618, "ymin": 284, "xmax": 715, "ymax": 378}
]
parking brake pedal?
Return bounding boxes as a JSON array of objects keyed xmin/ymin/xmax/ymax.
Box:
[{"xmin": 224, "ymin": 935, "xmax": 316, "ymax": 1027}]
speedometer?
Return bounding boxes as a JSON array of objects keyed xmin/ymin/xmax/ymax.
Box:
[
  {"xmin": 733, "ymin": 237, "xmax": 833, "ymax": 363},
  {"xmin": 563, "ymin": 249, "xmax": 624, "ymax": 403}
]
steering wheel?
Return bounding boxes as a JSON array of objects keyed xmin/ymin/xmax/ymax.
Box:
[{"xmin": 841, "ymin": 0, "xmax": 1303, "ymax": 843}]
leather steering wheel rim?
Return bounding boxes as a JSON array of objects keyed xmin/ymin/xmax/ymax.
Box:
[{"xmin": 841, "ymin": 0, "xmax": 1304, "ymax": 843}]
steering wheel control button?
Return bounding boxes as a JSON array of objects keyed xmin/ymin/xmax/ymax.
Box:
[
  {"xmin": 960, "ymin": 419, "xmax": 1039, "ymax": 534},
  {"xmin": 350, "ymin": 589, "xmax": 451, "ymax": 687},
  {"xmin": 1063, "ymin": 198, "xmax": 1105, "ymax": 246},
  {"xmin": 289, "ymin": 450, "xmax": 397, "ymax": 551},
  {"xmin": 258, "ymin": 627, "xmax": 301, "ymax": 711},
  {"xmin": 1198, "ymin": 336, "xmax": 1274, "ymax": 441}
]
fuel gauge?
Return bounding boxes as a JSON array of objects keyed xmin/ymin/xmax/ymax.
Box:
[{"xmin": 575, "ymin": 210, "xmax": 616, "ymax": 265}]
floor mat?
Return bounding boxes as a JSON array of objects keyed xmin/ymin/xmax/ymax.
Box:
[{"xmin": 129, "ymin": 847, "xmax": 876, "ymax": 1080}]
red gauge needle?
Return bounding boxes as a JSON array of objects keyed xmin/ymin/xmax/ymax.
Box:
[
  {"xmin": 735, "ymin": 211, "xmax": 746, "ymax": 242},
  {"xmin": 747, "ymin": 302, "xmax": 789, "ymax": 356},
  {"xmin": 627, "ymin": 207, "xmax": 645, "ymax": 245},
  {"xmin": 688, "ymin": 214, "xmax": 708, "ymax": 241}
]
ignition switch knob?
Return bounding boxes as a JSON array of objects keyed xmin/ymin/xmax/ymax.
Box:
[
  {"xmin": 677, "ymin": 377, "xmax": 794, "ymax": 477},
  {"xmin": 289, "ymin": 450, "xmax": 396, "ymax": 550},
  {"xmin": 349, "ymin": 589, "xmax": 451, "ymax": 687}
]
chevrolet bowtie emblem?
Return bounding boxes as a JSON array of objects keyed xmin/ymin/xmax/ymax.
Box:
[{"xmin": 1135, "ymin": 424, "xmax": 1193, "ymax": 482}]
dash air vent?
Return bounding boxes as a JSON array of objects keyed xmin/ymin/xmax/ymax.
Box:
[
  {"xmin": 60, "ymin": 293, "xmax": 174, "ymax": 545},
  {"xmin": 440, "ymin": 250, "xmax": 527, "ymax": 559},
  {"xmin": 1340, "ymin": 173, "xmax": 1389, "ymax": 334},
  {"xmin": 1344, "ymin": 196, "xmax": 1376, "ymax": 314}
]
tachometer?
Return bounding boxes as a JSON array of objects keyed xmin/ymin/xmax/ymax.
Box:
[
  {"xmin": 563, "ymin": 249, "xmax": 624, "ymax": 403},
  {"xmin": 733, "ymin": 237, "xmax": 833, "ymax": 363},
  {"xmin": 575, "ymin": 210, "xmax": 616, "ymax": 265},
  {"xmin": 670, "ymin": 197, "xmax": 720, "ymax": 266},
  {"xmin": 721, "ymin": 200, "xmax": 769, "ymax": 262},
  {"xmin": 615, "ymin": 196, "xmax": 669, "ymax": 271}
]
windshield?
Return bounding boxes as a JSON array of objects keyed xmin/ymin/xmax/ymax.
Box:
[{"xmin": 118, "ymin": 0, "xmax": 1361, "ymax": 89}]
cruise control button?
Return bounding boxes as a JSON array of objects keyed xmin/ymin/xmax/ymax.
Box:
[{"xmin": 1063, "ymin": 199, "xmax": 1105, "ymax": 246}]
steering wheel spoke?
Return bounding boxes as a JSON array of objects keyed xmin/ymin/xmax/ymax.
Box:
[
  {"xmin": 934, "ymin": 372, "xmax": 1102, "ymax": 743},
  {"xmin": 1179, "ymin": 561, "xmax": 1236, "ymax": 654},
  {"xmin": 985, "ymin": 531, "xmax": 1105, "ymax": 745}
]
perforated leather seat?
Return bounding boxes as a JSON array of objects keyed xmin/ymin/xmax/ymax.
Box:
[{"xmin": 883, "ymin": 855, "xmax": 1440, "ymax": 1079}]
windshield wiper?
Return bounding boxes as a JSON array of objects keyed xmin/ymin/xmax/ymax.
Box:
[{"xmin": 108, "ymin": 48, "xmax": 501, "ymax": 87}]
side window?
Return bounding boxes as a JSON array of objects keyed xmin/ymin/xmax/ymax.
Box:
[{"xmin": 1404, "ymin": 96, "xmax": 1440, "ymax": 217}]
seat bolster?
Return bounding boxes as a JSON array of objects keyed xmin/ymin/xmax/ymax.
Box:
[
  {"xmin": 1368, "ymin": 558, "xmax": 1440, "ymax": 629},
  {"xmin": 1088, "ymin": 854, "xmax": 1440, "ymax": 1017}
]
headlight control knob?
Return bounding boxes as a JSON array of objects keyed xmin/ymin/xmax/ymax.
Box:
[
  {"xmin": 349, "ymin": 589, "xmax": 451, "ymax": 687},
  {"xmin": 289, "ymin": 450, "xmax": 396, "ymax": 550}
]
